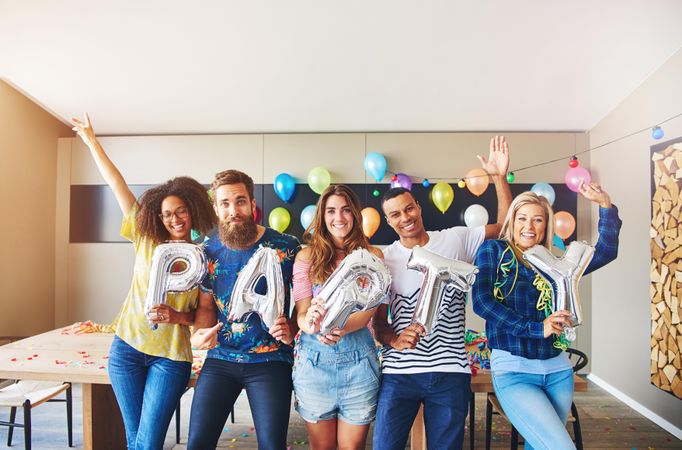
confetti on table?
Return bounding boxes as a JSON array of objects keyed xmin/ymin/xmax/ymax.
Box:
[
  {"xmin": 231, "ymin": 438, "xmax": 237, "ymax": 442},
  {"xmin": 9, "ymin": 358, "xmax": 17, "ymax": 362},
  {"xmin": 241, "ymin": 433, "xmax": 249, "ymax": 437},
  {"xmin": 223, "ymin": 428, "xmax": 230, "ymax": 433}
]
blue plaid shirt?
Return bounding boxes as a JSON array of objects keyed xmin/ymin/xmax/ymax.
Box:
[{"xmin": 472, "ymin": 205, "xmax": 621, "ymax": 360}]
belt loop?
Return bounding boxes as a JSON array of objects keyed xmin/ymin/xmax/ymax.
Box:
[{"xmin": 312, "ymin": 351, "xmax": 319, "ymax": 366}]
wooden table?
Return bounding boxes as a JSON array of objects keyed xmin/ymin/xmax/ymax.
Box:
[
  {"xmin": 410, "ymin": 371, "xmax": 588, "ymax": 450},
  {"xmin": 0, "ymin": 329, "xmax": 122, "ymax": 449}
]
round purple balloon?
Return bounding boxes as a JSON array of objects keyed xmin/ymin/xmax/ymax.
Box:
[
  {"xmin": 564, "ymin": 166, "xmax": 591, "ymax": 193},
  {"xmin": 390, "ymin": 173, "xmax": 413, "ymax": 190}
]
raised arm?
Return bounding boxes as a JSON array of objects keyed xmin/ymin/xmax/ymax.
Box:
[
  {"xmin": 71, "ymin": 113, "xmax": 135, "ymax": 216},
  {"xmin": 478, "ymin": 135, "xmax": 512, "ymax": 239},
  {"xmin": 578, "ymin": 182, "xmax": 622, "ymax": 275}
]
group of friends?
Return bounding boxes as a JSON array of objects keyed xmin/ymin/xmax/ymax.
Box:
[{"xmin": 71, "ymin": 113, "xmax": 621, "ymax": 450}]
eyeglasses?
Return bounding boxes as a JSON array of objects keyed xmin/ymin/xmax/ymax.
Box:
[{"xmin": 158, "ymin": 207, "xmax": 189, "ymax": 222}]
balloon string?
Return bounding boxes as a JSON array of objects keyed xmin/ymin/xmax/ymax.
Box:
[
  {"xmin": 533, "ymin": 274, "xmax": 570, "ymax": 351},
  {"xmin": 493, "ymin": 245, "xmax": 518, "ymax": 302}
]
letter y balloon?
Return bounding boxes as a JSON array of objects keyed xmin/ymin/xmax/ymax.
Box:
[{"xmin": 523, "ymin": 242, "xmax": 595, "ymax": 341}]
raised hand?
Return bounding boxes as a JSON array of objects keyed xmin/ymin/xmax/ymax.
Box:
[
  {"xmin": 477, "ymin": 135, "xmax": 510, "ymax": 177},
  {"xmin": 578, "ymin": 181, "xmax": 611, "ymax": 208},
  {"xmin": 71, "ymin": 112, "xmax": 99, "ymax": 148}
]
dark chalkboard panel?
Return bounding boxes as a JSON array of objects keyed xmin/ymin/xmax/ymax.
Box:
[{"xmin": 70, "ymin": 183, "xmax": 577, "ymax": 244}]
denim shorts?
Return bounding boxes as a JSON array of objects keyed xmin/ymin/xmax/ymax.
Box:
[{"xmin": 293, "ymin": 334, "xmax": 381, "ymax": 425}]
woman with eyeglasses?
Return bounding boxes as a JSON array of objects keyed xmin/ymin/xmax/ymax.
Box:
[{"xmin": 71, "ymin": 114, "xmax": 218, "ymax": 450}]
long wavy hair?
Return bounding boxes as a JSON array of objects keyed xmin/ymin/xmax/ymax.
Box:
[
  {"xmin": 303, "ymin": 185, "xmax": 370, "ymax": 284},
  {"xmin": 136, "ymin": 176, "xmax": 217, "ymax": 244},
  {"xmin": 499, "ymin": 191, "xmax": 554, "ymax": 250}
]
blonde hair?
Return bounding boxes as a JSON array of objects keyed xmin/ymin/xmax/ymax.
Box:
[
  {"xmin": 303, "ymin": 185, "xmax": 370, "ymax": 284},
  {"xmin": 499, "ymin": 191, "xmax": 554, "ymax": 249}
]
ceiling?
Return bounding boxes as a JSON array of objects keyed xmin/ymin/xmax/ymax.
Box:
[{"xmin": 2, "ymin": 1, "xmax": 682, "ymax": 135}]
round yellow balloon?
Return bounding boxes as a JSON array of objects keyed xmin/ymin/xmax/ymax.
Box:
[
  {"xmin": 465, "ymin": 168, "xmax": 490, "ymax": 196},
  {"xmin": 307, "ymin": 167, "xmax": 331, "ymax": 194},
  {"xmin": 432, "ymin": 182, "xmax": 454, "ymax": 214},
  {"xmin": 361, "ymin": 207, "xmax": 381, "ymax": 238},
  {"xmin": 268, "ymin": 207, "xmax": 291, "ymax": 233}
]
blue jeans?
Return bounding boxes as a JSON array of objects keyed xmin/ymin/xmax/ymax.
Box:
[
  {"xmin": 373, "ymin": 372, "xmax": 471, "ymax": 450},
  {"xmin": 492, "ymin": 368, "xmax": 575, "ymax": 450},
  {"xmin": 187, "ymin": 358, "xmax": 292, "ymax": 450},
  {"xmin": 108, "ymin": 335, "xmax": 191, "ymax": 450}
]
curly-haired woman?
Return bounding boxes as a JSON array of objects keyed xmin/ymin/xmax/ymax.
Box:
[
  {"xmin": 71, "ymin": 114, "xmax": 217, "ymax": 450},
  {"xmin": 292, "ymin": 184, "xmax": 384, "ymax": 450}
]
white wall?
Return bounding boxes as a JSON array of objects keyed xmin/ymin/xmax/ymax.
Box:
[
  {"xmin": 55, "ymin": 132, "xmax": 591, "ymax": 349},
  {"xmin": 589, "ymin": 48, "xmax": 682, "ymax": 429}
]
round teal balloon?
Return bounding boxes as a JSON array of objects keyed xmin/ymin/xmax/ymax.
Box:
[
  {"xmin": 274, "ymin": 173, "xmax": 296, "ymax": 202},
  {"xmin": 364, "ymin": 153, "xmax": 387, "ymax": 182},
  {"xmin": 531, "ymin": 182, "xmax": 556, "ymax": 205},
  {"xmin": 300, "ymin": 204, "xmax": 316, "ymax": 230}
]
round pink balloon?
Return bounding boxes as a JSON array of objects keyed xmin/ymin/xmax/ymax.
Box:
[
  {"xmin": 564, "ymin": 166, "xmax": 591, "ymax": 193},
  {"xmin": 390, "ymin": 173, "xmax": 413, "ymax": 190}
]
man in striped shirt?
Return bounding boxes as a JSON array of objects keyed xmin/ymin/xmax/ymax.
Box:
[{"xmin": 373, "ymin": 136, "xmax": 512, "ymax": 449}]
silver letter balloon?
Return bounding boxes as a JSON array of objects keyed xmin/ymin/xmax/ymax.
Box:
[
  {"xmin": 144, "ymin": 242, "xmax": 207, "ymax": 329},
  {"xmin": 523, "ymin": 241, "xmax": 595, "ymax": 341},
  {"xmin": 408, "ymin": 246, "xmax": 479, "ymax": 335},
  {"xmin": 229, "ymin": 246, "xmax": 285, "ymax": 331},
  {"xmin": 316, "ymin": 248, "xmax": 391, "ymax": 335}
]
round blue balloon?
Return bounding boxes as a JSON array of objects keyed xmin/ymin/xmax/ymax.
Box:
[
  {"xmin": 274, "ymin": 173, "xmax": 296, "ymax": 202},
  {"xmin": 552, "ymin": 234, "xmax": 566, "ymax": 251},
  {"xmin": 364, "ymin": 152, "xmax": 387, "ymax": 182},
  {"xmin": 422, "ymin": 179, "xmax": 430, "ymax": 187},
  {"xmin": 652, "ymin": 126, "xmax": 664, "ymax": 140},
  {"xmin": 300, "ymin": 204, "xmax": 316, "ymax": 230},
  {"xmin": 531, "ymin": 182, "xmax": 556, "ymax": 206}
]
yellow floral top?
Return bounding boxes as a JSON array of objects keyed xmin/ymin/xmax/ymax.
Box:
[{"xmin": 113, "ymin": 205, "xmax": 199, "ymax": 362}]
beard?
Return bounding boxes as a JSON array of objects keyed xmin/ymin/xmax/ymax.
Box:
[{"xmin": 219, "ymin": 213, "xmax": 258, "ymax": 249}]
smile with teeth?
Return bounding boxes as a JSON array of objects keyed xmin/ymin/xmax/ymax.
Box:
[{"xmin": 401, "ymin": 222, "xmax": 416, "ymax": 231}]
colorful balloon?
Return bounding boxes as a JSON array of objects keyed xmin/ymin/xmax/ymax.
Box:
[
  {"xmin": 465, "ymin": 168, "xmax": 489, "ymax": 196},
  {"xmin": 268, "ymin": 207, "xmax": 291, "ymax": 233},
  {"xmin": 361, "ymin": 207, "xmax": 381, "ymax": 238},
  {"xmin": 463, "ymin": 204, "xmax": 489, "ymax": 228},
  {"xmin": 390, "ymin": 173, "xmax": 413, "ymax": 190},
  {"xmin": 432, "ymin": 182, "xmax": 454, "ymax": 214},
  {"xmin": 307, "ymin": 167, "xmax": 331, "ymax": 194},
  {"xmin": 531, "ymin": 182, "xmax": 556, "ymax": 205},
  {"xmin": 364, "ymin": 152, "xmax": 387, "ymax": 182},
  {"xmin": 564, "ymin": 166, "xmax": 591, "ymax": 193},
  {"xmin": 554, "ymin": 211, "xmax": 576, "ymax": 240},
  {"xmin": 300, "ymin": 204, "xmax": 316, "ymax": 230},
  {"xmin": 274, "ymin": 173, "xmax": 296, "ymax": 202}
]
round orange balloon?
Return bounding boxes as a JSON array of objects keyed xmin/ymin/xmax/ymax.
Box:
[
  {"xmin": 465, "ymin": 168, "xmax": 490, "ymax": 196},
  {"xmin": 361, "ymin": 207, "xmax": 381, "ymax": 238},
  {"xmin": 554, "ymin": 211, "xmax": 576, "ymax": 240}
]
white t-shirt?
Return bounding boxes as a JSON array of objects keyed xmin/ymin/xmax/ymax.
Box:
[{"xmin": 381, "ymin": 226, "xmax": 485, "ymax": 374}]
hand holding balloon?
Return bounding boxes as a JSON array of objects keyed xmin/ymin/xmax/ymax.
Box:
[
  {"xmin": 191, "ymin": 322, "xmax": 223, "ymax": 350},
  {"xmin": 543, "ymin": 311, "xmax": 572, "ymax": 338},
  {"xmin": 318, "ymin": 327, "xmax": 346, "ymax": 346},
  {"xmin": 147, "ymin": 304, "xmax": 183, "ymax": 325},
  {"xmin": 305, "ymin": 297, "xmax": 326, "ymax": 334},
  {"xmin": 390, "ymin": 323, "xmax": 426, "ymax": 351},
  {"xmin": 578, "ymin": 181, "xmax": 611, "ymax": 208},
  {"xmin": 268, "ymin": 315, "xmax": 295, "ymax": 345}
]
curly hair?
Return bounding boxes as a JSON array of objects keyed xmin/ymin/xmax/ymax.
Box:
[
  {"xmin": 135, "ymin": 176, "xmax": 217, "ymax": 244},
  {"xmin": 303, "ymin": 185, "xmax": 370, "ymax": 284}
]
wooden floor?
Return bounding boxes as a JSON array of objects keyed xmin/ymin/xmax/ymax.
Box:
[{"xmin": 2, "ymin": 379, "xmax": 679, "ymax": 449}]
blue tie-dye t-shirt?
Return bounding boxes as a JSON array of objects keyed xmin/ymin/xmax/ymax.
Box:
[{"xmin": 201, "ymin": 228, "xmax": 300, "ymax": 364}]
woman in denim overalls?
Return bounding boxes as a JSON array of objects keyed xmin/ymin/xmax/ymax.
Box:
[{"xmin": 292, "ymin": 184, "xmax": 384, "ymax": 450}]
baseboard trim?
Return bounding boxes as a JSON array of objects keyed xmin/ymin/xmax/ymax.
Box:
[{"xmin": 586, "ymin": 373, "xmax": 682, "ymax": 440}]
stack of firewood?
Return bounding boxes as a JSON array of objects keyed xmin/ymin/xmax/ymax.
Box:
[{"xmin": 650, "ymin": 143, "xmax": 682, "ymax": 399}]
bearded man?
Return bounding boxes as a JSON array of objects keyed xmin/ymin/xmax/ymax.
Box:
[{"xmin": 187, "ymin": 169, "xmax": 300, "ymax": 450}]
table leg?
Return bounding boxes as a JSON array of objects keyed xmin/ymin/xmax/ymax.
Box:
[{"xmin": 82, "ymin": 383, "xmax": 126, "ymax": 450}]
